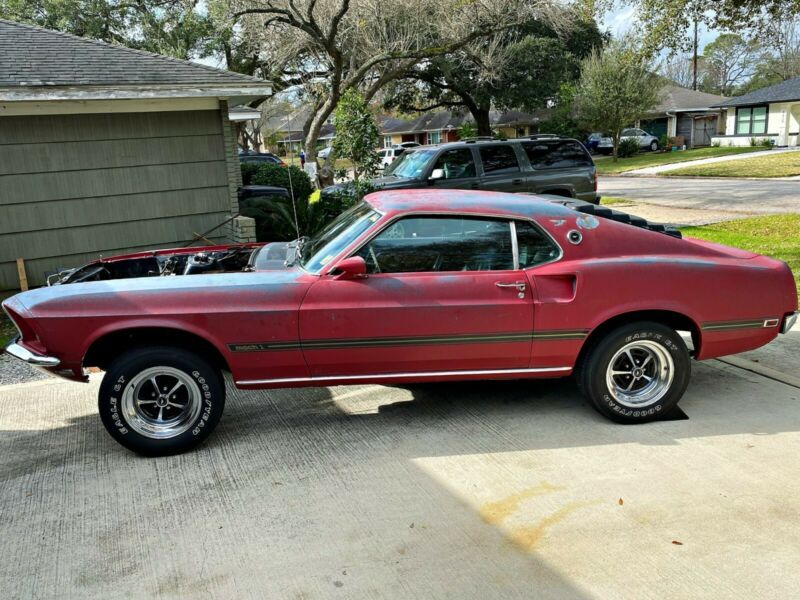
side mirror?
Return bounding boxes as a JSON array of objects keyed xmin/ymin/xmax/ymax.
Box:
[
  {"xmin": 429, "ymin": 168, "xmax": 445, "ymax": 181},
  {"xmin": 333, "ymin": 255, "xmax": 368, "ymax": 279}
]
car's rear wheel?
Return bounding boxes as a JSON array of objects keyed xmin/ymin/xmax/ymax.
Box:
[
  {"xmin": 577, "ymin": 321, "xmax": 690, "ymax": 423},
  {"xmin": 650, "ymin": 140, "xmax": 659, "ymax": 151},
  {"xmin": 98, "ymin": 346, "xmax": 225, "ymax": 456}
]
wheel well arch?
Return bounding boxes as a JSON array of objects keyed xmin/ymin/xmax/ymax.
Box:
[
  {"xmin": 83, "ymin": 327, "xmax": 230, "ymax": 373},
  {"xmin": 576, "ymin": 310, "xmax": 701, "ymax": 368}
]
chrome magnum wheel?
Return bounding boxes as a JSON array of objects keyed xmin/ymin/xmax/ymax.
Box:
[
  {"xmin": 578, "ymin": 321, "xmax": 690, "ymax": 423},
  {"xmin": 121, "ymin": 366, "xmax": 203, "ymax": 439},
  {"xmin": 605, "ymin": 341, "xmax": 674, "ymax": 408},
  {"xmin": 99, "ymin": 346, "xmax": 225, "ymax": 456}
]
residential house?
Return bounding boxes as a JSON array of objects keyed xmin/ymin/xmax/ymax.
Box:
[
  {"xmin": 0, "ymin": 19, "xmax": 271, "ymax": 290},
  {"xmin": 711, "ymin": 76, "xmax": 800, "ymax": 147},
  {"xmin": 637, "ymin": 85, "xmax": 726, "ymax": 147},
  {"xmin": 261, "ymin": 108, "xmax": 334, "ymax": 154},
  {"xmin": 380, "ymin": 110, "xmax": 543, "ymax": 146}
]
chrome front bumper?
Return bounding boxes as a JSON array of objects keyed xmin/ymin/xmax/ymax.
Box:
[
  {"xmin": 4, "ymin": 338, "xmax": 60, "ymax": 367},
  {"xmin": 782, "ymin": 312, "xmax": 799, "ymax": 334}
]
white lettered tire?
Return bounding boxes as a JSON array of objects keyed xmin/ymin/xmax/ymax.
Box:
[
  {"xmin": 578, "ymin": 322, "xmax": 690, "ymax": 423},
  {"xmin": 98, "ymin": 346, "xmax": 225, "ymax": 456}
]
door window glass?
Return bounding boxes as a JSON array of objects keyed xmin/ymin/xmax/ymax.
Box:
[
  {"xmin": 431, "ymin": 148, "xmax": 476, "ymax": 179},
  {"xmin": 356, "ymin": 216, "xmax": 514, "ymax": 274},
  {"xmin": 478, "ymin": 145, "xmax": 520, "ymax": 174},
  {"xmin": 515, "ymin": 221, "xmax": 560, "ymax": 267}
]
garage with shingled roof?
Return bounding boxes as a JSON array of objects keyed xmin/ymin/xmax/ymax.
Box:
[{"xmin": 0, "ymin": 18, "xmax": 271, "ymax": 290}]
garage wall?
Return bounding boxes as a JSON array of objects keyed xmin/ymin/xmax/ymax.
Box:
[{"xmin": 0, "ymin": 110, "xmax": 234, "ymax": 290}]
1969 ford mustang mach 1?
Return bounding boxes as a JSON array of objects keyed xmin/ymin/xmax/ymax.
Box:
[{"xmin": 3, "ymin": 190, "xmax": 797, "ymax": 456}]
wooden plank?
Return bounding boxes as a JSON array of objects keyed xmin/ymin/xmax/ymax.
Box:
[
  {"xmin": 0, "ymin": 212, "xmax": 231, "ymax": 262},
  {"xmin": 0, "ymin": 134, "xmax": 225, "ymax": 176},
  {"xmin": 0, "ymin": 187, "xmax": 231, "ymax": 235},
  {"xmin": 16, "ymin": 258, "xmax": 28, "ymax": 291},
  {"xmin": 0, "ymin": 110, "xmax": 222, "ymax": 146},
  {"xmin": 0, "ymin": 161, "xmax": 228, "ymax": 205}
]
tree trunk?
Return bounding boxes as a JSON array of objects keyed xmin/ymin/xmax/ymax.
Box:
[
  {"xmin": 612, "ymin": 131, "xmax": 620, "ymax": 162},
  {"xmin": 472, "ymin": 106, "xmax": 492, "ymax": 137}
]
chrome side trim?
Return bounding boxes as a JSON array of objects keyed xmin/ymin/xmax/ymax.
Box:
[
  {"xmin": 763, "ymin": 318, "xmax": 780, "ymax": 328},
  {"xmin": 4, "ymin": 339, "xmax": 60, "ymax": 367},
  {"xmin": 782, "ymin": 312, "xmax": 798, "ymax": 334},
  {"xmin": 237, "ymin": 366, "xmax": 571, "ymax": 386}
]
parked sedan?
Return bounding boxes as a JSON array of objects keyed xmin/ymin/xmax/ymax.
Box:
[
  {"xmin": 596, "ymin": 128, "xmax": 660, "ymax": 155},
  {"xmin": 3, "ymin": 190, "xmax": 796, "ymax": 456}
]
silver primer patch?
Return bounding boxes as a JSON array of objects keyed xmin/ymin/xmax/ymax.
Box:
[{"xmin": 576, "ymin": 214, "xmax": 600, "ymax": 230}]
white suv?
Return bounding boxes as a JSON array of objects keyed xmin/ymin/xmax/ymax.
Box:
[
  {"xmin": 378, "ymin": 147, "xmax": 406, "ymax": 170},
  {"xmin": 597, "ymin": 128, "xmax": 659, "ymax": 154}
]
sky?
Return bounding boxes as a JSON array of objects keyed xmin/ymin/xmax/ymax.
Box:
[{"xmin": 600, "ymin": 2, "xmax": 720, "ymax": 53}]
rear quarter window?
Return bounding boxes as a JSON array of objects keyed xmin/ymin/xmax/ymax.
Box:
[
  {"xmin": 522, "ymin": 141, "xmax": 593, "ymax": 170},
  {"xmin": 478, "ymin": 145, "xmax": 520, "ymax": 175}
]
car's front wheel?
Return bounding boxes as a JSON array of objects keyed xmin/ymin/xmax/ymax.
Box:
[
  {"xmin": 98, "ymin": 346, "xmax": 225, "ymax": 456},
  {"xmin": 649, "ymin": 140, "xmax": 659, "ymax": 151},
  {"xmin": 577, "ymin": 322, "xmax": 690, "ymax": 423}
]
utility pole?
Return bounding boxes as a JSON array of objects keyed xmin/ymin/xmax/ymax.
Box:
[{"xmin": 692, "ymin": 17, "xmax": 699, "ymax": 90}]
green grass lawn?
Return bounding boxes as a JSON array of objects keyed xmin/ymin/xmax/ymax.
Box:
[
  {"xmin": 595, "ymin": 146, "xmax": 770, "ymax": 175},
  {"xmin": 681, "ymin": 214, "xmax": 800, "ymax": 293},
  {"xmin": 664, "ymin": 151, "xmax": 800, "ymax": 178},
  {"xmin": 600, "ymin": 197, "xmax": 634, "ymax": 206}
]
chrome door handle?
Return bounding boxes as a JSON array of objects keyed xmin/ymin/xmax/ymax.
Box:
[{"xmin": 496, "ymin": 281, "xmax": 526, "ymax": 298}]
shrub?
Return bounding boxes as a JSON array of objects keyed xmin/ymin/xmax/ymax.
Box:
[
  {"xmin": 617, "ymin": 137, "xmax": 640, "ymax": 158},
  {"xmin": 239, "ymin": 163, "xmax": 333, "ymax": 241},
  {"xmin": 761, "ymin": 137, "xmax": 773, "ymax": 147},
  {"xmin": 711, "ymin": 139, "xmax": 721, "ymax": 147},
  {"xmin": 658, "ymin": 134, "xmax": 669, "ymax": 151},
  {"xmin": 247, "ymin": 163, "xmax": 314, "ymax": 204},
  {"xmin": 749, "ymin": 136, "xmax": 759, "ymax": 147}
]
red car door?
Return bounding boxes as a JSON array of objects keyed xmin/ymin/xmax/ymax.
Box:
[{"xmin": 298, "ymin": 215, "xmax": 535, "ymax": 377}]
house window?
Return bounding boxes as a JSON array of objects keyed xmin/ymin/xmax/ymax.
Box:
[
  {"xmin": 383, "ymin": 135, "xmax": 392, "ymax": 148},
  {"xmin": 428, "ymin": 131, "xmax": 441, "ymax": 145},
  {"xmin": 736, "ymin": 106, "xmax": 768, "ymax": 135}
]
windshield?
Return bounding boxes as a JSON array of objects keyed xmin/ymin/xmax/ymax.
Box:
[
  {"xmin": 300, "ymin": 202, "xmax": 380, "ymax": 273},
  {"xmin": 386, "ymin": 149, "xmax": 437, "ymax": 179}
]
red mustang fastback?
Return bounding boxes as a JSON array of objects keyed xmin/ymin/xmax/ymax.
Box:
[{"xmin": 3, "ymin": 190, "xmax": 797, "ymax": 455}]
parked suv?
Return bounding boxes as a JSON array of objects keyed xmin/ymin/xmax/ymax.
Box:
[{"xmin": 322, "ymin": 136, "xmax": 598, "ymax": 203}]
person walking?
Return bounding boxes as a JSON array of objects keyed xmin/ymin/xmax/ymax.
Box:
[{"xmin": 299, "ymin": 149, "xmax": 306, "ymax": 169}]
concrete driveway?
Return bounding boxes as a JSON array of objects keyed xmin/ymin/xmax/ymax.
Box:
[
  {"xmin": 599, "ymin": 176, "xmax": 800, "ymax": 214},
  {"xmin": 2, "ymin": 337, "xmax": 800, "ymax": 599}
]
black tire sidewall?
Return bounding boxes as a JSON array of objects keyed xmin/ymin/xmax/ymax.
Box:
[
  {"xmin": 98, "ymin": 346, "xmax": 225, "ymax": 456},
  {"xmin": 583, "ymin": 322, "xmax": 690, "ymax": 423}
]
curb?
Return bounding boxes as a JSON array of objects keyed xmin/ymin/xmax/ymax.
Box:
[{"xmin": 716, "ymin": 356, "xmax": 800, "ymax": 390}]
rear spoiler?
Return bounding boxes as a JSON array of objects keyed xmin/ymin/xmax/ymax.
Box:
[{"xmin": 537, "ymin": 195, "xmax": 682, "ymax": 239}]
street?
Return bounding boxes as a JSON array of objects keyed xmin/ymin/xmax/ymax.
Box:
[
  {"xmin": 599, "ymin": 176, "xmax": 800, "ymax": 214},
  {"xmin": 2, "ymin": 332, "xmax": 800, "ymax": 599}
]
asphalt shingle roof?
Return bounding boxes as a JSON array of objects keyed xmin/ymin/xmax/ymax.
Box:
[
  {"xmin": 714, "ymin": 76, "xmax": 800, "ymax": 107},
  {"xmin": 652, "ymin": 85, "xmax": 726, "ymax": 112},
  {"xmin": 0, "ymin": 18, "xmax": 265, "ymax": 87}
]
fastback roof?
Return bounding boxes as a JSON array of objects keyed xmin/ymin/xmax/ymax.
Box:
[{"xmin": 364, "ymin": 189, "xmax": 574, "ymax": 219}]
